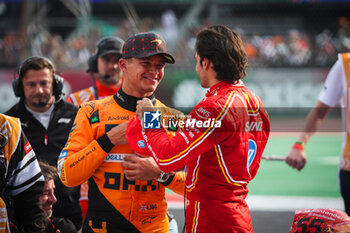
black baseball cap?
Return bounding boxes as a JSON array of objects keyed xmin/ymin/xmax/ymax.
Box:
[
  {"xmin": 122, "ymin": 32, "xmax": 175, "ymax": 64},
  {"xmin": 96, "ymin": 36, "xmax": 124, "ymax": 57}
]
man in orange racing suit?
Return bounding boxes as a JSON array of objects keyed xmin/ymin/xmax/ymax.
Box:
[
  {"xmin": 66, "ymin": 36, "xmax": 125, "ymax": 220},
  {"xmin": 58, "ymin": 32, "xmax": 185, "ymax": 233},
  {"xmin": 126, "ymin": 25, "xmax": 270, "ymax": 233}
]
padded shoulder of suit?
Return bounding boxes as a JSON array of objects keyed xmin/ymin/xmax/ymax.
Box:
[
  {"xmin": 69, "ymin": 86, "xmax": 96, "ymax": 106},
  {"xmin": 154, "ymin": 99, "xmax": 185, "ymax": 120},
  {"xmin": 80, "ymin": 96, "xmax": 115, "ymax": 124},
  {"xmin": 0, "ymin": 114, "xmax": 21, "ymax": 158}
]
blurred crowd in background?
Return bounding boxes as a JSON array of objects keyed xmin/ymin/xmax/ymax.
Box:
[{"xmin": 0, "ymin": 9, "xmax": 349, "ymax": 69}]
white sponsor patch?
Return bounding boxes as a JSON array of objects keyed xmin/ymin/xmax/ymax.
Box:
[
  {"xmin": 245, "ymin": 121, "xmax": 263, "ymax": 132},
  {"xmin": 179, "ymin": 130, "xmax": 189, "ymax": 144},
  {"xmin": 57, "ymin": 158, "xmax": 64, "ymax": 176},
  {"xmin": 195, "ymin": 107, "xmax": 211, "ymax": 119},
  {"xmin": 104, "ymin": 153, "xmax": 135, "ymax": 162},
  {"xmin": 58, "ymin": 150, "xmax": 68, "ymax": 159},
  {"xmin": 58, "ymin": 118, "xmax": 71, "ymax": 124}
]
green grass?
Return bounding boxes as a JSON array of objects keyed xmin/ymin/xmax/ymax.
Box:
[
  {"xmin": 248, "ymin": 134, "xmax": 342, "ymax": 197},
  {"xmin": 166, "ymin": 134, "xmax": 342, "ymax": 198}
]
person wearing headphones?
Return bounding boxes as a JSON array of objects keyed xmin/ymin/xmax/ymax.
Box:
[
  {"xmin": 4, "ymin": 56, "xmax": 83, "ymax": 231},
  {"xmin": 66, "ymin": 36, "xmax": 124, "ymax": 105}
]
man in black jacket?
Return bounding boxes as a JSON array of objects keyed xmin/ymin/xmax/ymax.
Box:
[{"xmin": 5, "ymin": 56, "xmax": 82, "ymax": 231}]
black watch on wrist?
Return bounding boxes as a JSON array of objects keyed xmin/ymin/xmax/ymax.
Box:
[{"xmin": 156, "ymin": 172, "xmax": 170, "ymax": 183}]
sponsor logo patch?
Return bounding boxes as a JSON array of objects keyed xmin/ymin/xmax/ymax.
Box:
[
  {"xmin": 89, "ymin": 110, "xmax": 100, "ymax": 124},
  {"xmin": 59, "ymin": 162, "xmax": 67, "ymax": 183},
  {"xmin": 58, "ymin": 118, "xmax": 71, "ymax": 124},
  {"xmin": 104, "ymin": 153, "xmax": 133, "ymax": 162},
  {"xmin": 108, "ymin": 115, "xmax": 130, "ymax": 121},
  {"xmin": 24, "ymin": 142, "xmax": 32, "ymax": 154},
  {"xmin": 57, "ymin": 158, "xmax": 64, "ymax": 174},
  {"xmin": 141, "ymin": 216, "xmax": 157, "ymax": 225},
  {"xmin": 137, "ymin": 140, "xmax": 146, "ymax": 148},
  {"xmin": 140, "ymin": 204, "xmax": 157, "ymax": 211},
  {"xmin": 58, "ymin": 150, "xmax": 68, "ymax": 159},
  {"xmin": 245, "ymin": 121, "xmax": 263, "ymax": 132},
  {"xmin": 247, "ymin": 139, "xmax": 257, "ymax": 169},
  {"xmin": 116, "ymin": 92, "xmax": 125, "ymax": 102},
  {"xmin": 195, "ymin": 107, "xmax": 211, "ymax": 119},
  {"xmin": 151, "ymin": 39, "xmax": 162, "ymax": 46}
]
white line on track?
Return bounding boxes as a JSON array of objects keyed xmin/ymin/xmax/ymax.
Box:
[
  {"xmin": 168, "ymin": 195, "xmax": 344, "ymax": 212},
  {"xmin": 319, "ymin": 156, "xmax": 339, "ymax": 165}
]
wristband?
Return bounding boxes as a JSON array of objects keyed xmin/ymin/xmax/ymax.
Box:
[
  {"xmin": 156, "ymin": 172, "xmax": 170, "ymax": 183},
  {"xmin": 292, "ymin": 141, "xmax": 305, "ymax": 150}
]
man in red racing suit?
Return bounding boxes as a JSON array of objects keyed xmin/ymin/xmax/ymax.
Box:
[{"xmin": 126, "ymin": 25, "xmax": 270, "ymax": 233}]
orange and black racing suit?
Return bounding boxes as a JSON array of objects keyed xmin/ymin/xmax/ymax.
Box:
[
  {"xmin": 66, "ymin": 78, "xmax": 122, "ymax": 220},
  {"xmin": 58, "ymin": 89, "xmax": 185, "ymax": 233}
]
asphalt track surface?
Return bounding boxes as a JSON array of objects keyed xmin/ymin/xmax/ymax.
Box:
[
  {"xmin": 170, "ymin": 208, "xmax": 294, "ymax": 233},
  {"xmin": 169, "ymin": 195, "xmax": 344, "ymax": 233}
]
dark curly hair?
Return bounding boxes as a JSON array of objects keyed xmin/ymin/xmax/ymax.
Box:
[
  {"xmin": 195, "ymin": 25, "xmax": 248, "ymax": 83},
  {"xmin": 39, "ymin": 161, "xmax": 57, "ymax": 181}
]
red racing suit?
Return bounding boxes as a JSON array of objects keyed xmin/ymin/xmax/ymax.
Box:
[
  {"xmin": 58, "ymin": 89, "xmax": 185, "ymax": 233},
  {"xmin": 126, "ymin": 81, "xmax": 270, "ymax": 233}
]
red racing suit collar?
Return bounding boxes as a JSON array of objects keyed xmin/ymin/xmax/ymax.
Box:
[
  {"xmin": 96, "ymin": 78, "xmax": 122, "ymax": 98},
  {"xmin": 206, "ymin": 80, "xmax": 244, "ymax": 97}
]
